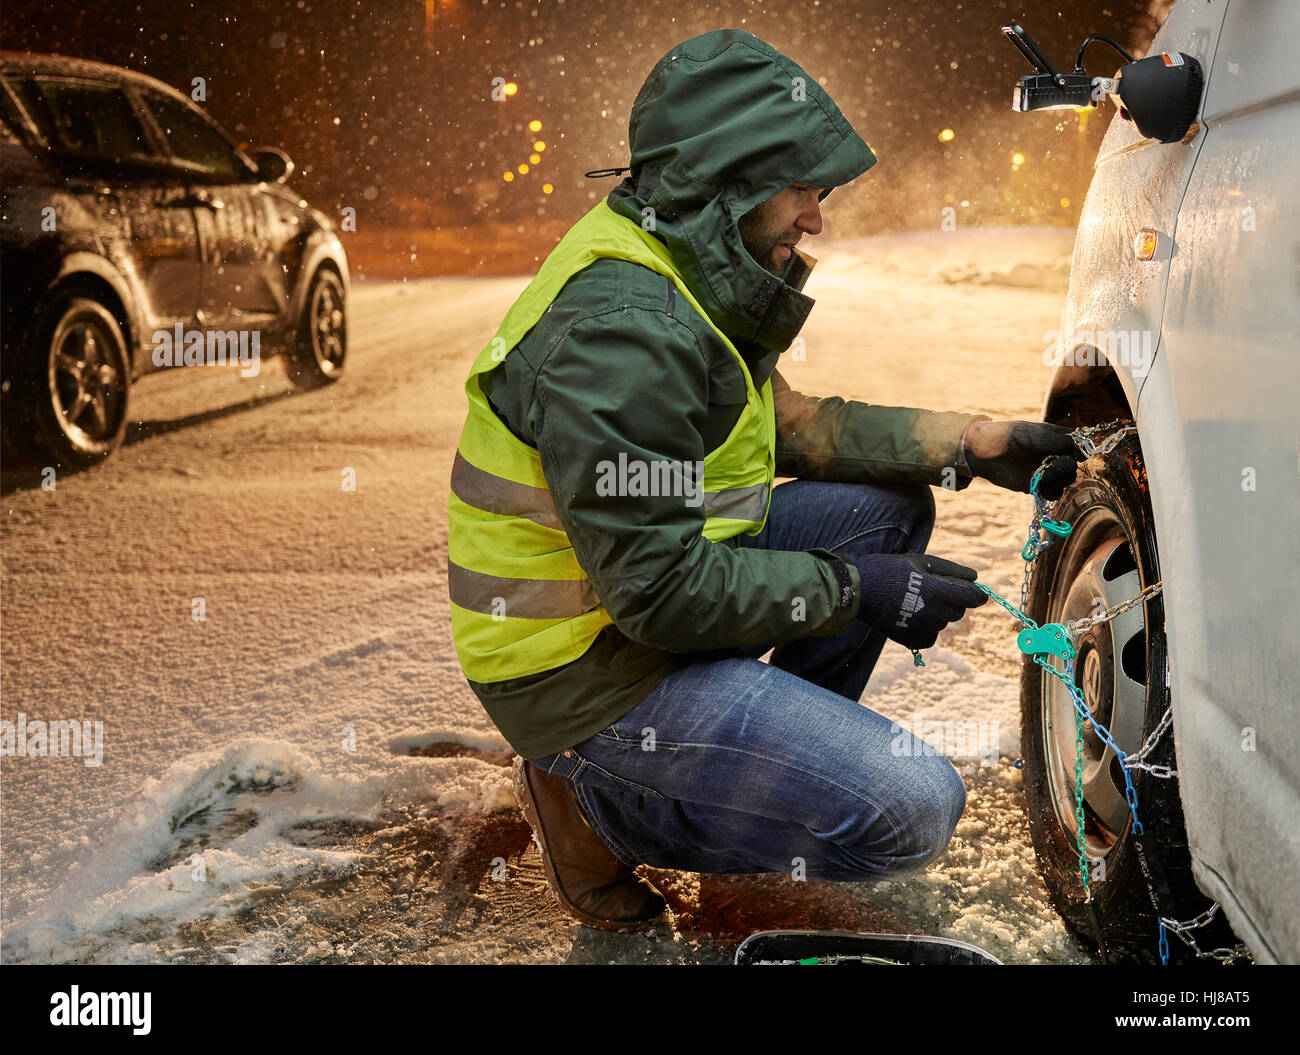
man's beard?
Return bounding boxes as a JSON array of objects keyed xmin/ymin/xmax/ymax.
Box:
[{"xmin": 737, "ymin": 206, "xmax": 787, "ymax": 278}]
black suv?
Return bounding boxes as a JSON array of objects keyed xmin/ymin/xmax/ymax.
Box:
[{"xmin": 0, "ymin": 52, "xmax": 348, "ymax": 466}]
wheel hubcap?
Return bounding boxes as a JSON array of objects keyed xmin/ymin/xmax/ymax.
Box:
[
  {"xmin": 311, "ymin": 283, "xmax": 345, "ymax": 370},
  {"xmin": 1042, "ymin": 509, "xmax": 1150, "ymax": 860},
  {"xmin": 50, "ymin": 320, "xmax": 124, "ymax": 445}
]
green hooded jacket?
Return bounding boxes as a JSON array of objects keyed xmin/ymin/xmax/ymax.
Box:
[{"xmin": 462, "ymin": 29, "xmax": 986, "ymax": 759}]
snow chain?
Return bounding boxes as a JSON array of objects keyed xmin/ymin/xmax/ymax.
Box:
[
  {"xmin": 916, "ymin": 420, "xmax": 1250, "ymax": 963},
  {"xmin": 1160, "ymin": 904, "xmax": 1253, "ymax": 963}
]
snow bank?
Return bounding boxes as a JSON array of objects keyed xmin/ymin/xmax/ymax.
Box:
[
  {"xmin": 817, "ymin": 226, "xmax": 1074, "ymax": 291},
  {"xmin": 3, "ymin": 739, "xmax": 512, "ymax": 963}
]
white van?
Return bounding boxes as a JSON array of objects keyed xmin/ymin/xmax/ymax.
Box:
[{"xmin": 1016, "ymin": 0, "xmax": 1299, "ymax": 964}]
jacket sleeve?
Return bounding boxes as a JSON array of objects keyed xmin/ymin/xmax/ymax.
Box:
[
  {"xmin": 771, "ymin": 367, "xmax": 990, "ymax": 489},
  {"xmin": 530, "ymin": 308, "xmax": 860, "ymax": 654}
]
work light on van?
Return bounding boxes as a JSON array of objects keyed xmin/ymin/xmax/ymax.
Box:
[{"xmin": 1003, "ymin": 23, "xmax": 1205, "ymax": 144}]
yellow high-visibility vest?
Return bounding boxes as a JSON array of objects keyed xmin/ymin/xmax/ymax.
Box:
[{"xmin": 447, "ymin": 199, "xmax": 777, "ymax": 682}]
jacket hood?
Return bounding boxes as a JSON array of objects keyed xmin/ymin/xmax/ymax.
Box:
[{"xmin": 604, "ymin": 28, "xmax": 877, "ymax": 352}]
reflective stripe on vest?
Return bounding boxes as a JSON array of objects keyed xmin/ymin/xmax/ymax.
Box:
[
  {"xmin": 451, "ymin": 451, "xmax": 563, "ymax": 532},
  {"xmin": 447, "ymin": 199, "xmax": 777, "ymax": 682},
  {"xmin": 447, "ymin": 559, "xmax": 601, "ymax": 619},
  {"xmin": 450, "ymin": 450, "xmax": 772, "ymax": 561}
]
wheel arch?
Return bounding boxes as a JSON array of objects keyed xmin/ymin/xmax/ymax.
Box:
[
  {"xmin": 288, "ymin": 237, "xmax": 349, "ymax": 326},
  {"xmin": 43, "ymin": 257, "xmax": 142, "ymax": 377},
  {"xmin": 1041, "ymin": 357, "xmax": 1134, "ymax": 430}
]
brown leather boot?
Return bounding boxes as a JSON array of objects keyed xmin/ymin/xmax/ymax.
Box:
[{"xmin": 512, "ymin": 755, "xmax": 667, "ymax": 931}]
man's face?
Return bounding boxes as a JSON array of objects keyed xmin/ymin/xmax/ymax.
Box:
[{"xmin": 737, "ymin": 182, "xmax": 824, "ymax": 277}]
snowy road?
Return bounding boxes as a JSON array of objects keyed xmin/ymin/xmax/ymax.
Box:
[{"xmin": 1, "ymin": 227, "xmax": 1100, "ymax": 963}]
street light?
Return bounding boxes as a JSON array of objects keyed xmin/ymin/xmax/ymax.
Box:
[{"xmin": 424, "ymin": 0, "xmax": 457, "ymax": 52}]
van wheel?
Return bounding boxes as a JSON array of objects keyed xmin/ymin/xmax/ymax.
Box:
[
  {"xmin": 17, "ymin": 291, "xmax": 131, "ymax": 468},
  {"xmin": 1019, "ymin": 427, "xmax": 1238, "ymax": 962},
  {"xmin": 286, "ymin": 268, "xmax": 346, "ymax": 389}
]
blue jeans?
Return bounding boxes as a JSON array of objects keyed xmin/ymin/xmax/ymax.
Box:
[{"xmin": 526, "ymin": 479, "xmax": 966, "ymax": 881}]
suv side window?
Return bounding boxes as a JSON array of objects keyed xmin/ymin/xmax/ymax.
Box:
[
  {"xmin": 10, "ymin": 78, "xmax": 156, "ymax": 162},
  {"xmin": 142, "ymin": 91, "xmax": 249, "ymax": 182},
  {"xmin": 0, "ymin": 80, "xmax": 43, "ymax": 184}
]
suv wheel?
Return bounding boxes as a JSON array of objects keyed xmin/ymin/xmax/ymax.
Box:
[
  {"xmin": 1019, "ymin": 427, "xmax": 1237, "ymax": 962},
  {"xmin": 19, "ymin": 291, "xmax": 131, "ymax": 467},
  {"xmin": 286, "ymin": 268, "xmax": 346, "ymax": 389}
]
